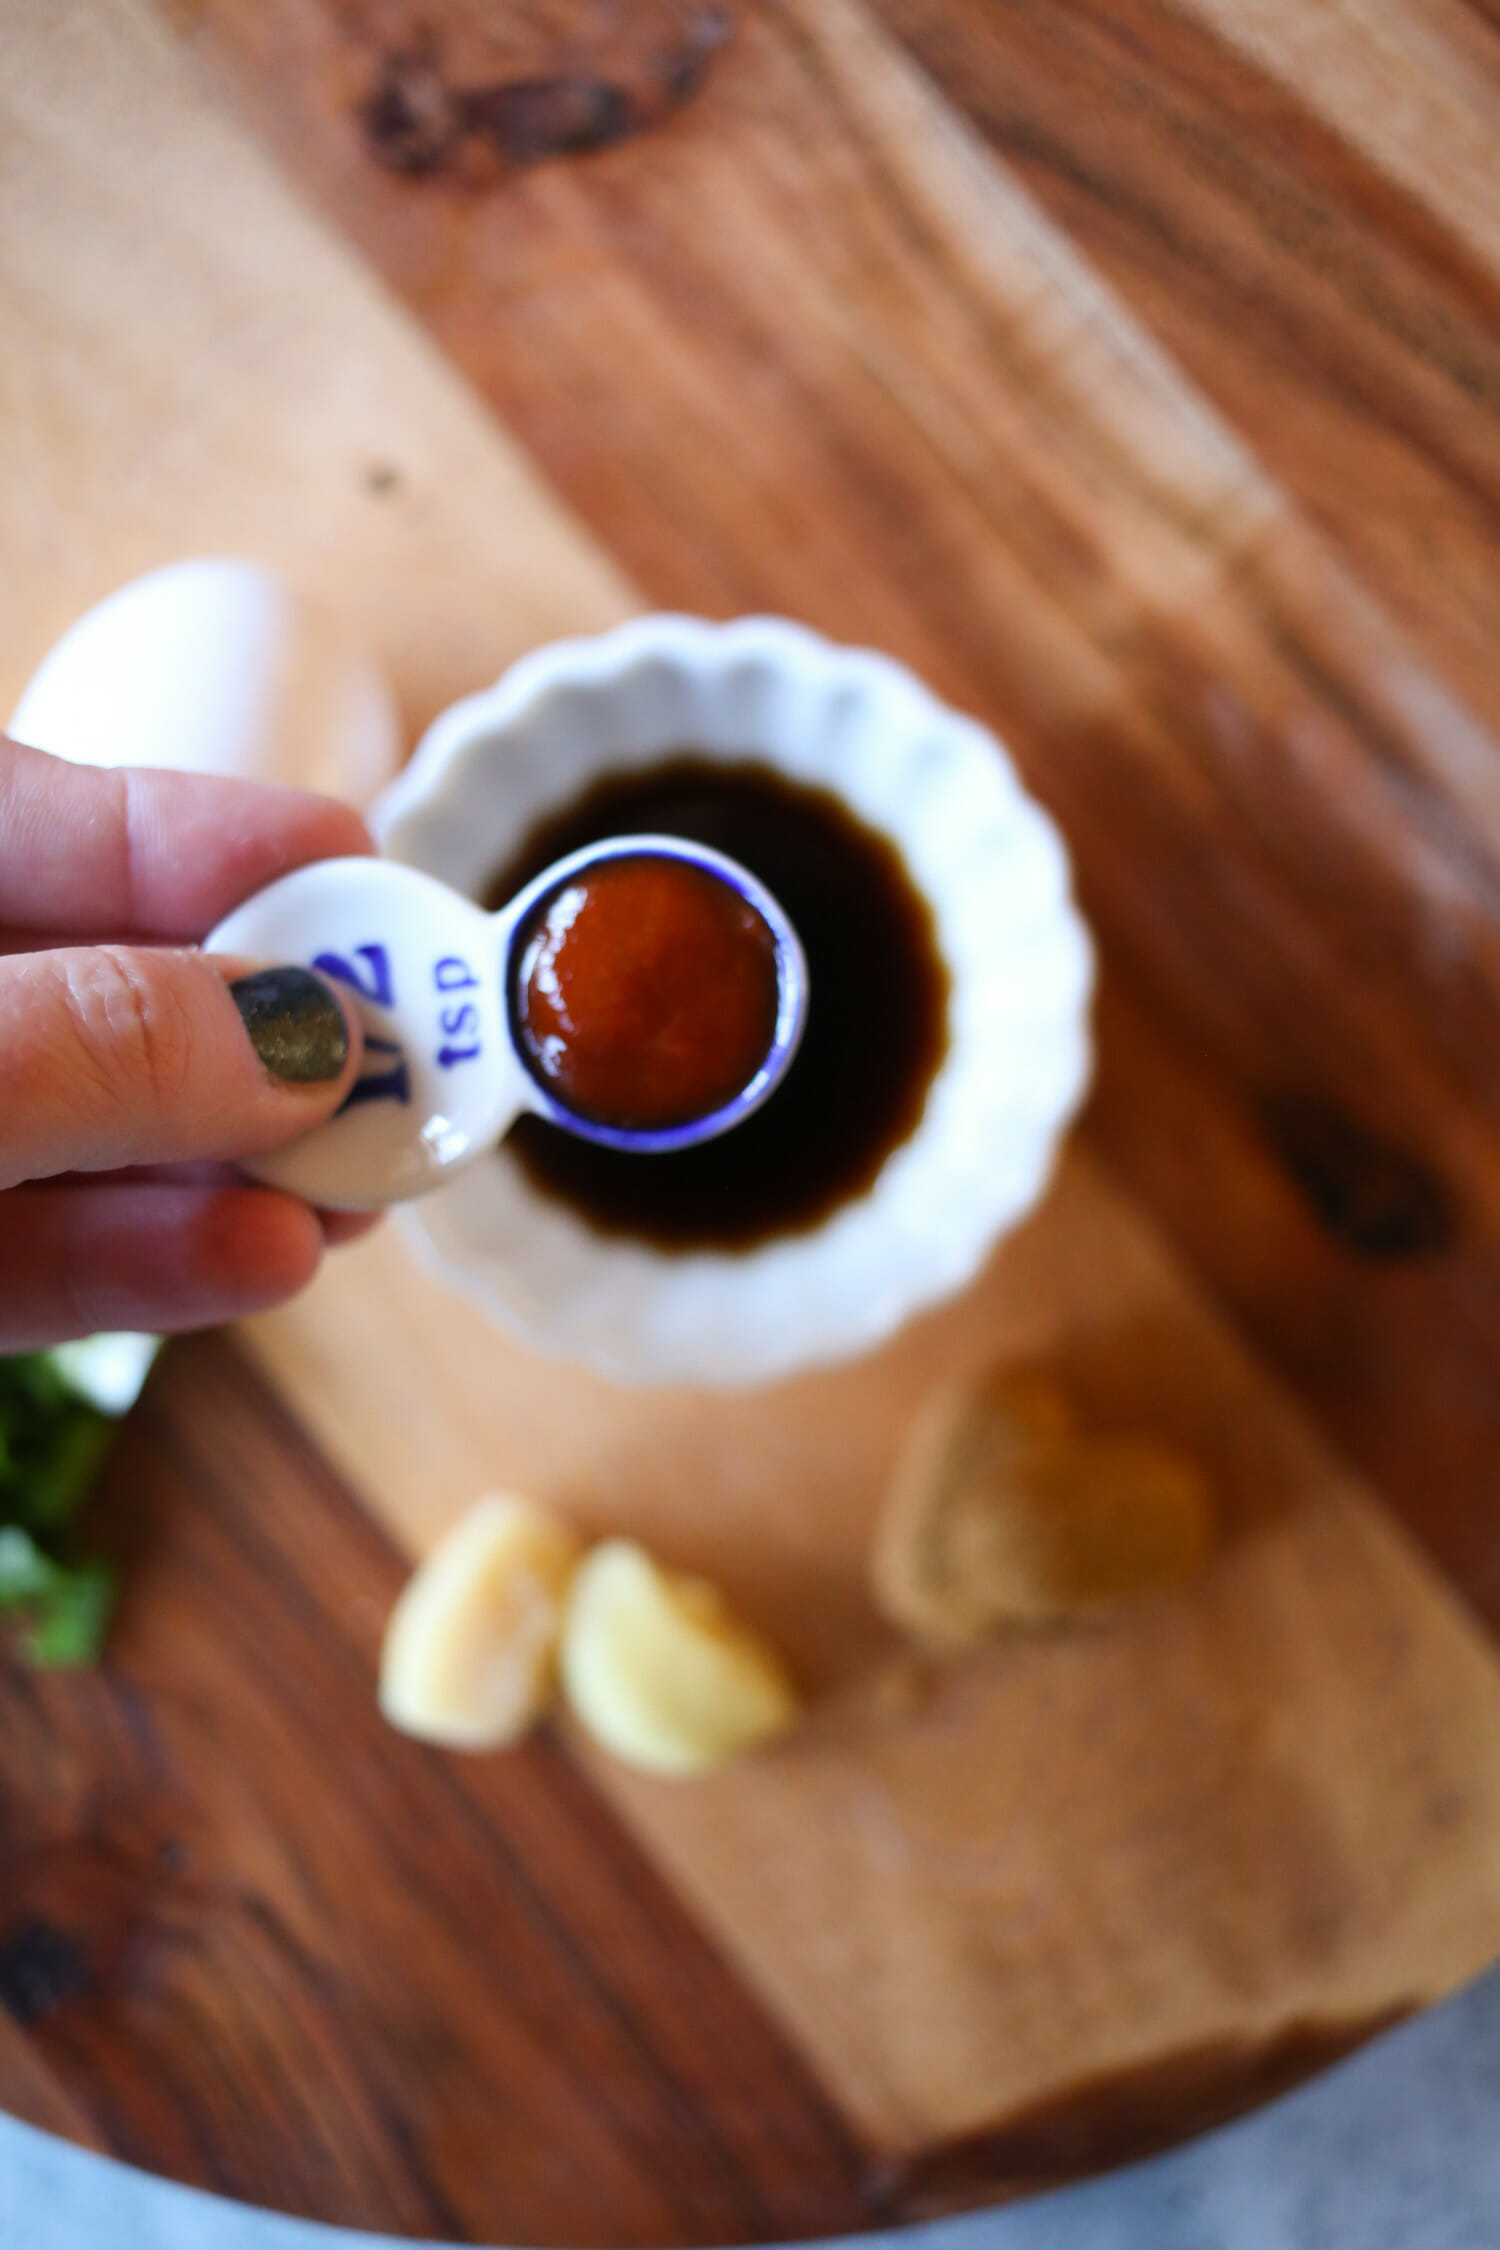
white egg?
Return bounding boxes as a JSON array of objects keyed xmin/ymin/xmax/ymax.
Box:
[{"xmin": 7, "ymin": 557, "xmax": 402, "ymax": 806}]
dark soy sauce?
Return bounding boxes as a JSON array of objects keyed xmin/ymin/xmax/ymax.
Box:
[{"xmin": 484, "ymin": 756, "xmax": 950, "ymax": 1250}]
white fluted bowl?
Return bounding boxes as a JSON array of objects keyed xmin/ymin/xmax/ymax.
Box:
[{"xmin": 373, "ymin": 616, "xmax": 1093, "ymax": 1386}]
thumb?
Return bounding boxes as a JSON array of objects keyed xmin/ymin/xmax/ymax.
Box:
[{"xmin": 0, "ymin": 945, "xmax": 364, "ymax": 1191}]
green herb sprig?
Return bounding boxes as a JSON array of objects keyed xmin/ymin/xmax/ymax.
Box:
[{"xmin": 0, "ymin": 1340, "xmax": 156, "ymax": 1666}]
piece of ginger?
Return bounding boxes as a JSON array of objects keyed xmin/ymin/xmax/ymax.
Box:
[{"xmin": 873, "ymin": 1376, "xmax": 1212, "ymax": 1647}]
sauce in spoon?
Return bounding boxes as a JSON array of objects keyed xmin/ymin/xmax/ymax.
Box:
[{"xmin": 512, "ymin": 853, "xmax": 782, "ymax": 1133}]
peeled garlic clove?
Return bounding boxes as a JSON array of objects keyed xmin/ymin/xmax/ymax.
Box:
[
  {"xmin": 379, "ymin": 1494, "xmax": 581, "ymax": 1750},
  {"xmin": 873, "ymin": 1376, "xmax": 1212, "ymax": 1646},
  {"xmin": 9, "ymin": 558, "xmax": 401, "ymax": 806},
  {"xmin": 560, "ymin": 1540, "xmax": 800, "ymax": 1777}
]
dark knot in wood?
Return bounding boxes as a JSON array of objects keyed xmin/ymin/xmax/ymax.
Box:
[
  {"xmin": 1260, "ymin": 1092, "xmax": 1455, "ymax": 1259},
  {"xmin": 359, "ymin": 10, "xmax": 733, "ymax": 181},
  {"xmin": 0, "ymin": 1918, "xmax": 89, "ymax": 2026}
]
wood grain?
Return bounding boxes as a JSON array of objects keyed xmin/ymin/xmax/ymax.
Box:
[
  {"xmin": 171, "ymin": 0, "xmax": 1500, "ymax": 1642},
  {"xmin": 1170, "ymin": 0, "xmax": 1500, "ymax": 275},
  {"xmin": 6, "ymin": 0, "xmax": 1500, "ymax": 2230},
  {"xmin": 0, "ymin": 0, "xmax": 632, "ymax": 737},
  {"xmin": 250, "ymin": 1154, "xmax": 1500, "ymax": 2163},
  {"xmin": 870, "ymin": 0, "xmax": 1500, "ymax": 743},
  {"xmin": 0, "ymin": 10, "xmax": 880, "ymax": 2235},
  {"xmin": 0, "ymin": 1337, "xmax": 879, "ymax": 2245}
]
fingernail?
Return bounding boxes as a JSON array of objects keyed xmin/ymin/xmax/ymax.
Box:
[{"xmin": 230, "ymin": 967, "xmax": 350, "ymax": 1084}]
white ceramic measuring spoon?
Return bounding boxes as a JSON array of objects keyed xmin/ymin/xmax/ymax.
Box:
[{"xmin": 205, "ymin": 838, "xmax": 808, "ymax": 1211}]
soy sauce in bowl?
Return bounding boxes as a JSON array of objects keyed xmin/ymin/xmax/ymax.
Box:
[{"xmin": 485, "ymin": 756, "xmax": 949, "ymax": 1250}]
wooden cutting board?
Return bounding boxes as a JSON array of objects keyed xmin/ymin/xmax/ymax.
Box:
[{"xmin": 6, "ymin": 0, "xmax": 1500, "ymax": 2234}]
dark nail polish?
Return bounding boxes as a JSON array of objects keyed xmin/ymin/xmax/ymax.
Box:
[{"xmin": 230, "ymin": 967, "xmax": 350, "ymax": 1084}]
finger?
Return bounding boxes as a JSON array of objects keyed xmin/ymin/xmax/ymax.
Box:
[
  {"xmin": 0, "ymin": 735, "xmax": 372, "ymax": 937},
  {"xmin": 31, "ymin": 1160, "xmax": 245, "ymax": 1191},
  {"xmin": 319, "ymin": 1209, "xmax": 383, "ymax": 1248},
  {"xmin": 0, "ymin": 1183, "xmax": 326, "ymax": 1350},
  {"xmin": 33, "ymin": 1165, "xmax": 382, "ymax": 1241},
  {"xmin": 0, "ymin": 946, "xmax": 363, "ymax": 1190}
]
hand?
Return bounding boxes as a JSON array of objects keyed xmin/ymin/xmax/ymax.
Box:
[{"xmin": 0, "ymin": 734, "xmax": 380, "ymax": 1350}]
